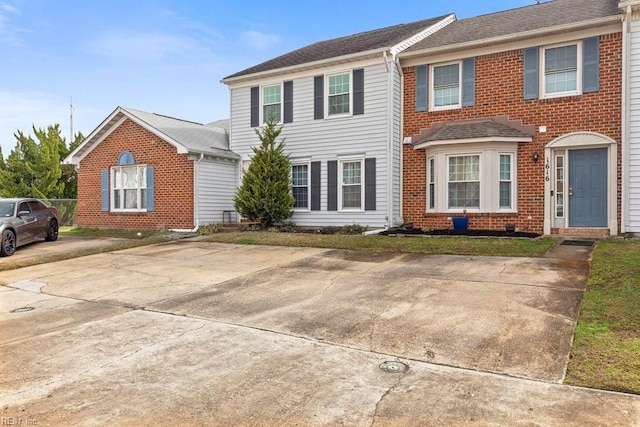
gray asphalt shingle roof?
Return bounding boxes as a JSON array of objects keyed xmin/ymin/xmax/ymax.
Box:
[
  {"xmin": 223, "ymin": 15, "xmax": 451, "ymax": 80},
  {"xmin": 122, "ymin": 108, "xmax": 234, "ymax": 157},
  {"xmin": 65, "ymin": 107, "xmax": 237, "ymax": 165},
  {"xmin": 406, "ymin": 0, "xmax": 620, "ymax": 53},
  {"xmin": 413, "ymin": 117, "xmax": 535, "ymax": 145}
]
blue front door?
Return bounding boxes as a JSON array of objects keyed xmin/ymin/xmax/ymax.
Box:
[{"xmin": 568, "ymin": 148, "xmax": 607, "ymax": 227}]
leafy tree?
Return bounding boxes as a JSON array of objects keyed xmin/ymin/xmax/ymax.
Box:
[
  {"xmin": 233, "ymin": 118, "xmax": 294, "ymax": 227},
  {"xmin": 0, "ymin": 124, "xmax": 82, "ymax": 199}
]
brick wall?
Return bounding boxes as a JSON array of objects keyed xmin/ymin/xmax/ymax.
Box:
[
  {"xmin": 402, "ymin": 33, "xmax": 622, "ymax": 234},
  {"xmin": 76, "ymin": 119, "xmax": 195, "ymax": 230}
]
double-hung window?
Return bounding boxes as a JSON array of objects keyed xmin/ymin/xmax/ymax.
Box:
[
  {"xmin": 499, "ymin": 154, "xmax": 513, "ymax": 209},
  {"xmin": 432, "ymin": 62, "xmax": 461, "ymax": 109},
  {"xmin": 112, "ymin": 165, "xmax": 147, "ymax": 211},
  {"xmin": 262, "ymin": 84, "xmax": 282, "ymax": 123},
  {"xmin": 543, "ymin": 43, "xmax": 579, "ymax": 97},
  {"xmin": 340, "ymin": 160, "xmax": 362, "ymax": 209},
  {"xmin": 291, "ymin": 164, "xmax": 309, "ymax": 209},
  {"xmin": 328, "ymin": 72, "xmax": 350, "ymax": 115},
  {"xmin": 428, "ymin": 157, "xmax": 435, "ymax": 210},
  {"xmin": 447, "ymin": 155, "xmax": 480, "ymax": 209}
]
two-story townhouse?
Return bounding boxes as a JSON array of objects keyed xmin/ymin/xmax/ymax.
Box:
[
  {"xmin": 620, "ymin": 0, "xmax": 640, "ymax": 234},
  {"xmin": 400, "ymin": 0, "xmax": 622, "ymax": 236},
  {"xmin": 221, "ymin": 14, "xmax": 456, "ymax": 228}
]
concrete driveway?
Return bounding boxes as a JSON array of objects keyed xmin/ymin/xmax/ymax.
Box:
[{"xmin": 1, "ymin": 241, "xmax": 639, "ymax": 426}]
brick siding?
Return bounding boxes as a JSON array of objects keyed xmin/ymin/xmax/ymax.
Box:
[
  {"xmin": 402, "ymin": 33, "xmax": 622, "ymax": 234},
  {"xmin": 76, "ymin": 119, "xmax": 195, "ymax": 230}
]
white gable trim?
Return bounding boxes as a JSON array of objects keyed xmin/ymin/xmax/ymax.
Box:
[
  {"xmin": 63, "ymin": 106, "xmax": 190, "ymax": 166},
  {"xmin": 390, "ymin": 14, "xmax": 456, "ymax": 57}
]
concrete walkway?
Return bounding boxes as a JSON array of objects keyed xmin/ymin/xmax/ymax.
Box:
[{"xmin": 0, "ymin": 241, "xmax": 638, "ymax": 426}]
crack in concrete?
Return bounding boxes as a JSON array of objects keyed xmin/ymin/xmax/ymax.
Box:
[
  {"xmin": 322, "ymin": 272, "xmax": 342, "ymax": 293},
  {"xmin": 369, "ymin": 371, "xmax": 405, "ymax": 427}
]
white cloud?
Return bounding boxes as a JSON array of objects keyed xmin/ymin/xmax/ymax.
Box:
[
  {"xmin": 84, "ymin": 31, "xmax": 206, "ymax": 62},
  {"xmin": 0, "ymin": 2, "xmax": 24, "ymax": 46},
  {"xmin": 1, "ymin": 3, "xmax": 18, "ymax": 14},
  {"xmin": 240, "ymin": 30, "xmax": 280, "ymax": 50}
]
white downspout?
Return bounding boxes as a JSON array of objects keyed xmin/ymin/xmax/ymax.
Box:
[
  {"xmin": 621, "ymin": 6, "xmax": 632, "ymax": 233},
  {"xmin": 397, "ymin": 57, "xmax": 405, "ymax": 224},
  {"xmin": 385, "ymin": 51, "xmax": 394, "ymax": 228},
  {"xmin": 170, "ymin": 153, "xmax": 203, "ymax": 233}
]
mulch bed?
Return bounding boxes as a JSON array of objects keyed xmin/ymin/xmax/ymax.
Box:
[{"xmin": 380, "ymin": 228, "xmax": 540, "ymax": 239}]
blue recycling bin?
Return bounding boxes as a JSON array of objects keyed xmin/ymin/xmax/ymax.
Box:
[{"xmin": 452, "ymin": 216, "xmax": 469, "ymax": 232}]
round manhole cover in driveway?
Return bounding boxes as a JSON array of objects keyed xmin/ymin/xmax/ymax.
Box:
[{"xmin": 379, "ymin": 361, "xmax": 409, "ymax": 373}]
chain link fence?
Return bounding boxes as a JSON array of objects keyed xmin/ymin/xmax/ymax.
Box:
[{"xmin": 45, "ymin": 199, "xmax": 77, "ymax": 226}]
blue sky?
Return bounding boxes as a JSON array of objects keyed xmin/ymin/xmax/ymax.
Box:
[{"xmin": 0, "ymin": 0, "xmax": 535, "ymax": 156}]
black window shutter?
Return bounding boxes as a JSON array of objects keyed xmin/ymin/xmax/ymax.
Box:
[
  {"xmin": 583, "ymin": 37, "xmax": 600, "ymax": 93},
  {"xmin": 364, "ymin": 158, "xmax": 376, "ymax": 211},
  {"xmin": 283, "ymin": 80, "xmax": 293, "ymax": 123},
  {"xmin": 314, "ymin": 75, "xmax": 324, "ymax": 120},
  {"xmin": 415, "ymin": 65, "xmax": 428, "ymax": 111},
  {"xmin": 353, "ymin": 68, "xmax": 364, "ymax": 115},
  {"xmin": 327, "ymin": 160, "xmax": 337, "ymax": 211},
  {"xmin": 523, "ymin": 47, "xmax": 539, "ymax": 100},
  {"xmin": 250, "ymin": 86, "xmax": 259, "ymax": 127},
  {"xmin": 310, "ymin": 161, "xmax": 321, "ymax": 211},
  {"xmin": 462, "ymin": 57, "xmax": 476, "ymax": 107}
]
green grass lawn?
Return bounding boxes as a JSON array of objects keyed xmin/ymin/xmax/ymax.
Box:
[
  {"xmin": 200, "ymin": 231, "xmax": 554, "ymax": 257},
  {"xmin": 565, "ymin": 239, "xmax": 640, "ymax": 394}
]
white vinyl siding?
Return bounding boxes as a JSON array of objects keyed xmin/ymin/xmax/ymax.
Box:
[
  {"xmin": 196, "ymin": 158, "xmax": 238, "ymax": 224},
  {"xmin": 627, "ymin": 19, "xmax": 640, "ymax": 232},
  {"xmin": 229, "ymin": 61, "xmax": 393, "ymax": 227}
]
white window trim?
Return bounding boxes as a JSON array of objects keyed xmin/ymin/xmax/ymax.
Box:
[
  {"xmin": 260, "ymin": 82, "xmax": 283, "ymax": 124},
  {"xmin": 446, "ymin": 153, "xmax": 481, "ymax": 211},
  {"xmin": 427, "ymin": 156, "xmax": 435, "ymax": 211},
  {"xmin": 111, "ymin": 164, "xmax": 148, "ymax": 213},
  {"xmin": 498, "ymin": 153, "xmax": 515, "ymax": 211},
  {"xmin": 554, "ymin": 154, "xmax": 565, "ymax": 219},
  {"xmin": 425, "ymin": 144, "xmax": 518, "ymax": 214},
  {"xmin": 326, "ymin": 70, "xmax": 353, "ymax": 118},
  {"xmin": 430, "ymin": 60, "xmax": 462, "ymax": 111},
  {"xmin": 291, "ymin": 161, "xmax": 311, "ymax": 212},
  {"xmin": 540, "ymin": 40, "xmax": 582, "ymax": 99},
  {"xmin": 338, "ymin": 157, "xmax": 364, "ymax": 212}
]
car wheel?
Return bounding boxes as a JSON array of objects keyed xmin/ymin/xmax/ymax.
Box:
[
  {"xmin": 1, "ymin": 230, "xmax": 16, "ymax": 256},
  {"xmin": 45, "ymin": 219, "xmax": 59, "ymax": 242}
]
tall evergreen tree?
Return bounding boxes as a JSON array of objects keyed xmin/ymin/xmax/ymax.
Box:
[
  {"xmin": 0, "ymin": 124, "xmax": 81, "ymax": 199},
  {"xmin": 233, "ymin": 118, "xmax": 294, "ymax": 227}
]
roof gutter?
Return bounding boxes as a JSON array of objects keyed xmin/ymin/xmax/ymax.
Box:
[
  {"xmin": 399, "ymin": 14, "xmax": 622, "ymax": 60},
  {"xmin": 221, "ymin": 47, "xmax": 389, "ymax": 86}
]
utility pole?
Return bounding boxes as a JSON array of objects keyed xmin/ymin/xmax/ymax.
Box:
[{"xmin": 70, "ymin": 96, "xmax": 74, "ymax": 143}]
